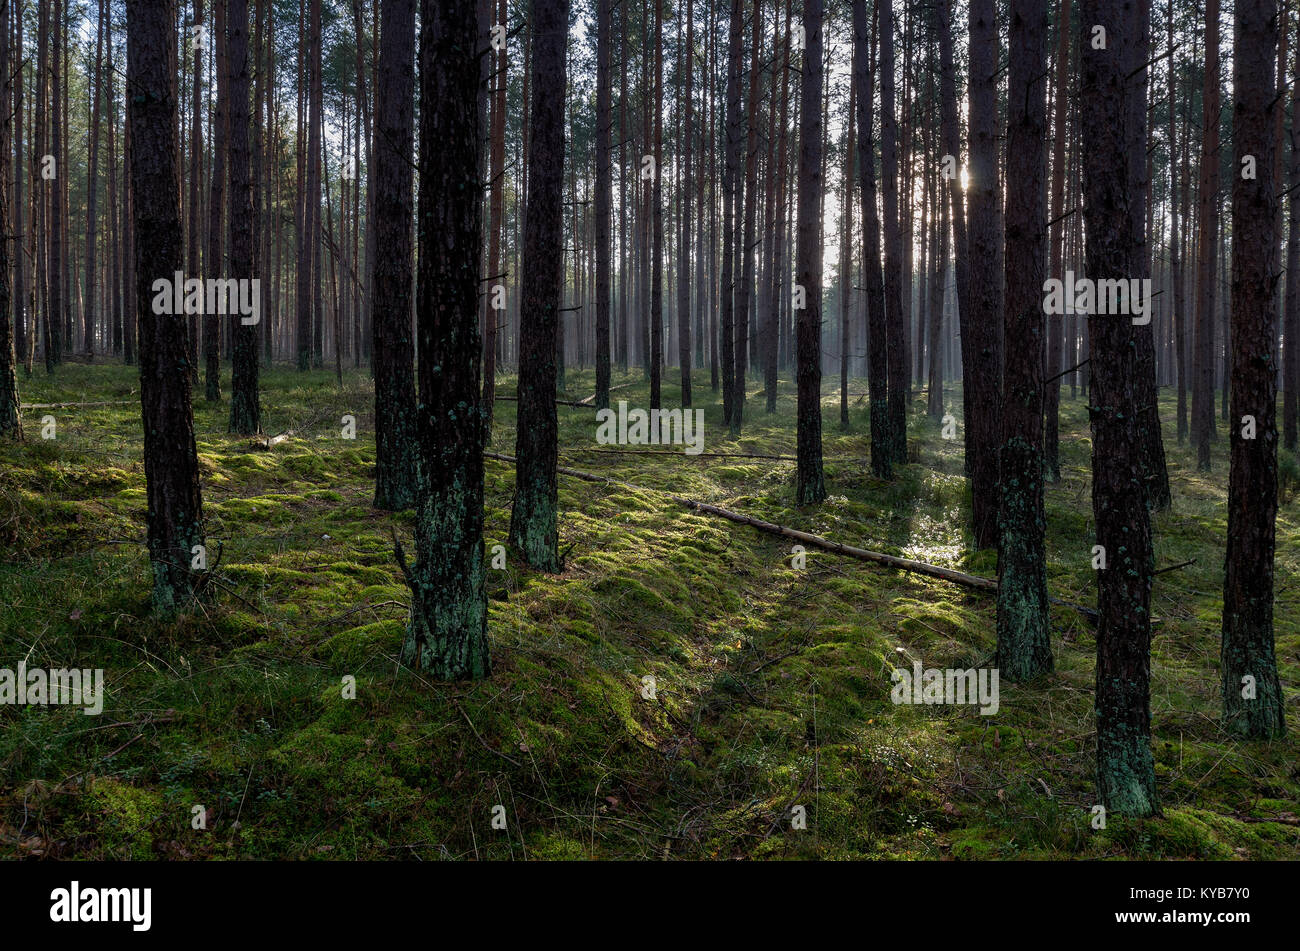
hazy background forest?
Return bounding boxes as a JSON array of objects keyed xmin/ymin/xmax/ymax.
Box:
[{"xmin": 0, "ymin": 0, "xmax": 1296, "ymax": 862}]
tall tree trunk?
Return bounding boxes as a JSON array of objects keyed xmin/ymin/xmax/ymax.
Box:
[
  {"xmin": 676, "ymin": 0, "xmax": 693, "ymax": 407},
  {"xmin": 795, "ymin": 0, "xmax": 826, "ymax": 504},
  {"xmin": 1171, "ymin": 0, "xmax": 1189, "ymax": 444},
  {"xmin": 649, "ymin": 0, "xmax": 664, "ymax": 409},
  {"xmin": 840, "ymin": 80, "xmax": 855, "ymax": 430},
  {"xmin": 880, "ymin": 0, "xmax": 906, "ymax": 465},
  {"xmin": 371, "ymin": 0, "xmax": 419, "ymax": 510},
  {"xmin": 483, "ymin": 0, "xmax": 507, "ymax": 422},
  {"xmin": 1080, "ymin": 0, "xmax": 1158, "ymax": 815},
  {"xmin": 765, "ymin": 0, "xmax": 792, "ymax": 413},
  {"xmin": 0, "ymin": 0, "xmax": 17, "ymax": 438},
  {"xmin": 509, "ymin": 0, "xmax": 569, "ymax": 572},
  {"xmin": 936, "ymin": 0, "xmax": 970, "ymax": 450},
  {"xmin": 996, "ymin": 0, "xmax": 1052, "ymax": 683},
  {"xmin": 127, "ymin": 0, "xmax": 206, "ymax": 614},
  {"xmin": 732, "ymin": 0, "xmax": 762, "ymax": 434},
  {"xmin": 720, "ymin": 0, "xmax": 742, "ymax": 427},
  {"xmin": 227, "ymin": 0, "xmax": 259, "ymax": 433},
  {"xmin": 206, "ymin": 0, "xmax": 228, "ymax": 400},
  {"xmin": 189, "ymin": 0, "xmax": 204, "ymax": 382},
  {"xmin": 926, "ymin": 149, "xmax": 947, "ymax": 422},
  {"xmin": 1285, "ymin": 10, "xmax": 1300, "ymax": 453},
  {"xmin": 1044, "ymin": 0, "xmax": 1070, "ymax": 482},
  {"xmin": 853, "ymin": 0, "xmax": 890, "ymax": 479},
  {"xmin": 595, "ymin": 0, "xmax": 612, "ymax": 410},
  {"xmin": 399, "ymin": 0, "xmax": 491, "ymax": 679},
  {"xmin": 966, "ymin": 0, "xmax": 1002, "ymax": 547},
  {"xmin": 1223, "ymin": 0, "xmax": 1286, "ymax": 738},
  {"xmin": 48, "ymin": 0, "xmax": 63, "ymax": 367},
  {"xmin": 1130, "ymin": 0, "xmax": 1170, "ymax": 510},
  {"xmin": 309, "ymin": 0, "xmax": 324, "ymax": 368},
  {"xmin": 1193, "ymin": 0, "xmax": 1220, "ymax": 469},
  {"xmin": 81, "ymin": 0, "xmax": 105, "ymax": 360}
]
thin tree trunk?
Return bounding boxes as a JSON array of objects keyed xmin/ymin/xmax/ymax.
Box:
[
  {"xmin": 227, "ymin": 0, "xmax": 259, "ymax": 433},
  {"xmin": 1043, "ymin": 0, "xmax": 1070, "ymax": 482},
  {"xmin": 1193, "ymin": 0, "xmax": 1220, "ymax": 469},
  {"xmin": 880, "ymin": 0, "xmax": 907, "ymax": 465},
  {"xmin": 0, "ymin": 0, "xmax": 17, "ymax": 438},
  {"xmin": 205, "ymin": 0, "xmax": 228, "ymax": 400},
  {"xmin": 795, "ymin": 0, "xmax": 826, "ymax": 504},
  {"xmin": 853, "ymin": 0, "xmax": 890, "ymax": 479}
]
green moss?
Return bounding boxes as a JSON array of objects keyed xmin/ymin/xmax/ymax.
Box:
[{"xmin": 1, "ymin": 365, "xmax": 1296, "ymax": 860}]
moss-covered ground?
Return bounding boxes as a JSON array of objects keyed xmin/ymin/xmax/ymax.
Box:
[{"xmin": 1, "ymin": 363, "xmax": 1296, "ymax": 859}]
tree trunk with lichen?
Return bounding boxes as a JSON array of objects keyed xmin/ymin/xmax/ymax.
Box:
[
  {"xmin": 996, "ymin": 0, "xmax": 1053, "ymax": 684},
  {"xmin": 400, "ymin": 0, "xmax": 491, "ymax": 680},
  {"xmin": 509, "ymin": 0, "xmax": 568, "ymax": 573},
  {"xmin": 1080, "ymin": 0, "xmax": 1158, "ymax": 815},
  {"xmin": 127, "ymin": 0, "xmax": 206, "ymax": 614}
]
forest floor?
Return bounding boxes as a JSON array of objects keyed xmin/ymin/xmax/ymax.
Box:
[{"xmin": 1, "ymin": 363, "xmax": 1297, "ymax": 860}]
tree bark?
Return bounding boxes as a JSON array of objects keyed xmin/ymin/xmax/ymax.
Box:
[
  {"xmin": 966, "ymin": 0, "xmax": 1003, "ymax": 547},
  {"xmin": 1193, "ymin": 0, "xmax": 1220, "ymax": 469},
  {"xmin": 880, "ymin": 0, "xmax": 906, "ymax": 465},
  {"xmin": 227, "ymin": 0, "xmax": 259, "ymax": 434},
  {"xmin": 205, "ymin": 0, "xmax": 228, "ymax": 400},
  {"xmin": 509, "ymin": 0, "xmax": 569, "ymax": 572},
  {"xmin": 595, "ymin": 0, "xmax": 612, "ymax": 410},
  {"xmin": 853, "ymin": 0, "xmax": 890, "ymax": 479},
  {"xmin": 1080, "ymin": 0, "xmax": 1159, "ymax": 815},
  {"xmin": 127, "ymin": 0, "xmax": 207, "ymax": 614},
  {"xmin": 371, "ymin": 0, "xmax": 419, "ymax": 510},
  {"xmin": 1223, "ymin": 0, "xmax": 1286, "ymax": 738},
  {"xmin": 0, "ymin": 0, "xmax": 17, "ymax": 438},
  {"xmin": 996, "ymin": 0, "xmax": 1053, "ymax": 683},
  {"xmin": 400, "ymin": 0, "xmax": 491, "ymax": 680},
  {"xmin": 720, "ymin": 0, "xmax": 742, "ymax": 428},
  {"xmin": 1285, "ymin": 10, "xmax": 1300, "ymax": 452},
  {"xmin": 795, "ymin": 0, "xmax": 826, "ymax": 505}
]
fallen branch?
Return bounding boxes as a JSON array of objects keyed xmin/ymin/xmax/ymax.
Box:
[
  {"xmin": 20, "ymin": 400, "xmax": 136, "ymax": 409},
  {"xmin": 494, "ymin": 395, "xmax": 598, "ymax": 409},
  {"xmin": 252, "ymin": 430, "xmax": 295, "ymax": 450},
  {"xmin": 575, "ymin": 381, "xmax": 637, "ymax": 406},
  {"xmin": 483, "ymin": 451, "xmax": 1100, "ymax": 622}
]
